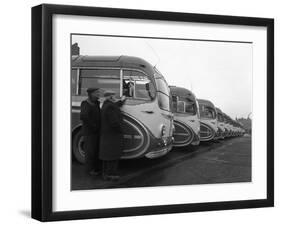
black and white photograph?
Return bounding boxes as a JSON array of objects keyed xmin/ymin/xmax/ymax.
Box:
[
  {"xmin": 71, "ymin": 34, "xmax": 252, "ymax": 190},
  {"xmin": 30, "ymin": 4, "xmax": 274, "ymax": 221}
]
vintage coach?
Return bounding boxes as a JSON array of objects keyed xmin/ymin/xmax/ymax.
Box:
[
  {"xmin": 170, "ymin": 86, "xmax": 200, "ymax": 147},
  {"xmin": 71, "ymin": 55, "xmax": 174, "ymax": 163},
  {"xmin": 215, "ymin": 107, "xmax": 227, "ymax": 139},
  {"xmin": 223, "ymin": 113, "xmax": 234, "ymax": 137},
  {"xmin": 198, "ymin": 99, "xmax": 218, "ymax": 141}
]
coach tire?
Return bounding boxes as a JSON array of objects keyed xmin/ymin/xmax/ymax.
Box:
[{"xmin": 72, "ymin": 129, "xmax": 86, "ymax": 164}]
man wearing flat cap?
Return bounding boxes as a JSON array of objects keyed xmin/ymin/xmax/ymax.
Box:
[
  {"xmin": 80, "ymin": 88, "xmax": 102, "ymax": 176},
  {"xmin": 99, "ymin": 91, "xmax": 126, "ymax": 181}
]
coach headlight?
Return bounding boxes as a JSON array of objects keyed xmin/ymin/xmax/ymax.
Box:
[
  {"xmin": 172, "ymin": 124, "xmax": 175, "ymax": 133},
  {"xmin": 160, "ymin": 125, "xmax": 168, "ymax": 146},
  {"xmin": 161, "ymin": 125, "xmax": 166, "ymax": 137}
]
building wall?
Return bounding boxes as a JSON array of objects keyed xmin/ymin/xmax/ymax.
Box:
[{"xmin": 72, "ymin": 43, "xmax": 80, "ymax": 56}]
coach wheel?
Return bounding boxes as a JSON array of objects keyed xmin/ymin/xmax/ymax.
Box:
[{"xmin": 73, "ymin": 129, "xmax": 86, "ymax": 164}]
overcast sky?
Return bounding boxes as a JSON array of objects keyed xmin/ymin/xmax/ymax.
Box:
[{"xmin": 72, "ymin": 35, "xmax": 252, "ymax": 119}]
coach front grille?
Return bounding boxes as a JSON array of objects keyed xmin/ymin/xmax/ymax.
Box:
[{"xmin": 199, "ymin": 122, "xmax": 215, "ymax": 141}]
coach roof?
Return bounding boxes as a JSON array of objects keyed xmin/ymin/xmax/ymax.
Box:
[
  {"xmin": 72, "ymin": 55, "xmax": 156, "ymax": 75},
  {"xmin": 169, "ymin": 86, "xmax": 197, "ymax": 102},
  {"xmin": 223, "ymin": 113, "xmax": 232, "ymax": 121},
  {"xmin": 215, "ymin": 107, "xmax": 223, "ymax": 114},
  {"xmin": 197, "ymin": 99, "xmax": 216, "ymax": 109}
]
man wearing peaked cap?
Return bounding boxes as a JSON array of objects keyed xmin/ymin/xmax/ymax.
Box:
[
  {"xmin": 80, "ymin": 87, "xmax": 102, "ymax": 176},
  {"xmin": 103, "ymin": 90, "xmax": 116, "ymax": 97},
  {"xmin": 87, "ymin": 87, "xmax": 99, "ymax": 94}
]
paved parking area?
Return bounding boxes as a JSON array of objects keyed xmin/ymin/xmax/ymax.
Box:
[{"xmin": 71, "ymin": 136, "xmax": 251, "ymax": 190}]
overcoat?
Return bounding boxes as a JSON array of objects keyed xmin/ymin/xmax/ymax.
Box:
[
  {"xmin": 99, "ymin": 100, "xmax": 124, "ymax": 160},
  {"xmin": 80, "ymin": 99, "xmax": 101, "ymax": 135},
  {"xmin": 80, "ymin": 99, "xmax": 102, "ymax": 171}
]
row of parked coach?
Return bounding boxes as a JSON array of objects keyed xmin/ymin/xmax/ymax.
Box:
[{"xmin": 71, "ymin": 55, "xmax": 246, "ymax": 163}]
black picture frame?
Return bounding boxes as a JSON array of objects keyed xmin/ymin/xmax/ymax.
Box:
[{"xmin": 31, "ymin": 3, "xmax": 274, "ymax": 222}]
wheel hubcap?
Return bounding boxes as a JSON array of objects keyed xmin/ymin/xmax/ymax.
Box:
[{"xmin": 78, "ymin": 137, "xmax": 85, "ymax": 157}]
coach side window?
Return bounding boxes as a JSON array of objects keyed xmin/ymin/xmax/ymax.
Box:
[
  {"xmin": 123, "ymin": 70, "xmax": 156, "ymax": 100},
  {"xmin": 171, "ymin": 95, "xmax": 178, "ymax": 112},
  {"xmin": 177, "ymin": 101, "xmax": 185, "ymax": 113},
  {"xmin": 183, "ymin": 98, "xmax": 196, "ymax": 115},
  {"xmin": 71, "ymin": 69, "xmax": 78, "ymax": 95},
  {"xmin": 200, "ymin": 105, "xmax": 216, "ymax": 119},
  {"xmin": 172, "ymin": 95, "xmax": 196, "ymax": 115},
  {"xmin": 79, "ymin": 69, "xmax": 121, "ymax": 97}
]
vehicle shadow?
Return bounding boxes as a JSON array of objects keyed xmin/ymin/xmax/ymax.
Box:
[{"xmin": 18, "ymin": 210, "xmax": 30, "ymax": 218}]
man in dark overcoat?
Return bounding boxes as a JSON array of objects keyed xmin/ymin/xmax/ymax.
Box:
[
  {"xmin": 99, "ymin": 91, "xmax": 126, "ymax": 181},
  {"xmin": 80, "ymin": 88, "xmax": 102, "ymax": 176}
]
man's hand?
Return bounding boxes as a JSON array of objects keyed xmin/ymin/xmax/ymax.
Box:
[{"xmin": 121, "ymin": 96, "xmax": 127, "ymax": 102}]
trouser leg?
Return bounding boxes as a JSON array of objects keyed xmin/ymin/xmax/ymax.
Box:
[
  {"xmin": 84, "ymin": 135, "xmax": 93, "ymax": 173},
  {"xmin": 109, "ymin": 160, "xmax": 118, "ymax": 176},
  {"xmin": 92, "ymin": 134, "xmax": 102, "ymax": 172},
  {"xmin": 103, "ymin": 160, "xmax": 119, "ymax": 176}
]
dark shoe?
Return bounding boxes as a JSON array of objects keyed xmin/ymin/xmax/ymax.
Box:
[
  {"xmin": 103, "ymin": 175, "xmax": 120, "ymax": 181},
  {"xmin": 89, "ymin": 170, "xmax": 101, "ymax": 176},
  {"xmin": 110, "ymin": 175, "xmax": 120, "ymax": 181}
]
